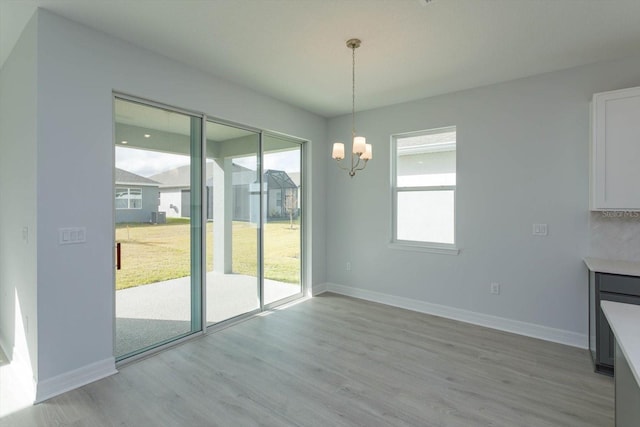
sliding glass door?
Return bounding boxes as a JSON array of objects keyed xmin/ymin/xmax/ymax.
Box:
[
  {"xmin": 113, "ymin": 96, "xmax": 305, "ymax": 360},
  {"xmin": 205, "ymin": 121, "xmax": 261, "ymax": 324},
  {"xmin": 114, "ymin": 97, "xmax": 202, "ymax": 360},
  {"xmin": 263, "ymin": 134, "xmax": 303, "ymax": 306}
]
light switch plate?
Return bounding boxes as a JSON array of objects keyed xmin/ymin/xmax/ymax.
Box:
[{"xmin": 59, "ymin": 227, "xmax": 87, "ymax": 245}]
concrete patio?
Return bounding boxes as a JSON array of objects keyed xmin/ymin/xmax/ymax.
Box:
[{"xmin": 115, "ymin": 272, "xmax": 299, "ymax": 357}]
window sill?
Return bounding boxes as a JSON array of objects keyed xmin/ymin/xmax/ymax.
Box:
[{"xmin": 388, "ymin": 242, "xmax": 460, "ymax": 255}]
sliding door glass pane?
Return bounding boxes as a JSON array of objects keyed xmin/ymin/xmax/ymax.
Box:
[
  {"xmin": 206, "ymin": 121, "xmax": 260, "ymax": 324},
  {"xmin": 263, "ymin": 134, "xmax": 302, "ymax": 305},
  {"xmin": 114, "ymin": 98, "xmax": 202, "ymax": 360}
]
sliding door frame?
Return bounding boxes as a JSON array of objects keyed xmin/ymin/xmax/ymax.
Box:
[
  {"xmin": 113, "ymin": 93, "xmax": 308, "ymax": 364},
  {"xmin": 261, "ymin": 131, "xmax": 306, "ymax": 311},
  {"xmin": 201, "ymin": 116, "xmax": 264, "ymax": 331},
  {"xmin": 113, "ymin": 92, "xmax": 206, "ymax": 364}
]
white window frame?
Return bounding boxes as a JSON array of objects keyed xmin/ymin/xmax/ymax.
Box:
[
  {"xmin": 390, "ymin": 127, "xmax": 459, "ymax": 255},
  {"xmin": 115, "ymin": 187, "xmax": 143, "ymax": 210}
]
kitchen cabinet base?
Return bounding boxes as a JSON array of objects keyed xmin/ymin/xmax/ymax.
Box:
[{"xmin": 594, "ymin": 362, "xmax": 614, "ymax": 377}]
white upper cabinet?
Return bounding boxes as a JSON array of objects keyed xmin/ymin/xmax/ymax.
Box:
[{"xmin": 591, "ymin": 86, "xmax": 640, "ymax": 211}]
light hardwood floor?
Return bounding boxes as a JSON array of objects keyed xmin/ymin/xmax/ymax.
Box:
[{"xmin": 0, "ymin": 293, "xmax": 613, "ymax": 426}]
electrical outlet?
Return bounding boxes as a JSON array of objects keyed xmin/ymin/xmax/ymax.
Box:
[
  {"xmin": 346, "ymin": 262, "xmax": 352, "ymax": 271},
  {"xmin": 532, "ymin": 223, "xmax": 548, "ymax": 236},
  {"xmin": 490, "ymin": 282, "xmax": 500, "ymax": 295}
]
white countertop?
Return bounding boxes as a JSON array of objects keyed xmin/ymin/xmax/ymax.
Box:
[
  {"xmin": 584, "ymin": 257, "xmax": 640, "ymax": 277},
  {"xmin": 601, "ymin": 301, "xmax": 640, "ymax": 387}
]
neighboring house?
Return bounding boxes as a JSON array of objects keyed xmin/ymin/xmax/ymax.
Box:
[
  {"xmin": 150, "ymin": 164, "xmax": 298, "ymax": 221},
  {"xmin": 149, "ymin": 164, "xmax": 194, "ymax": 219},
  {"xmin": 115, "ymin": 168, "xmax": 161, "ymax": 224},
  {"xmin": 287, "ymin": 172, "xmax": 301, "ymax": 211},
  {"xmin": 264, "ymin": 169, "xmax": 299, "ymax": 219},
  {"xmin": 151, "ymin": 162, "xmax": 257, "ymax": 220},
  {"xmin": 150, "ymin": 163, "xmax": 227, "ymax": 220}
]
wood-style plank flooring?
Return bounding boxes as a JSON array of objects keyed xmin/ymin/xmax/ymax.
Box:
[{"xmin": 0, "ymin": 293, "xmax": 613, "ymax": 426}]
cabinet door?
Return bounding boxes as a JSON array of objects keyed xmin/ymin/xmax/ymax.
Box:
[
  {"xmin": 599, "ymin": 292, "xmax": 640, "ymax": 367},
  {"xmin": 597, "ymin": 308, "xmax": 615, "ymax": 367},
  {"xmin": 591, "ymin": 86, "xmax": 640, "ymax": 210},
  {"xmin": 589, "ymin": 271, "xmax": 596, "ymax": 358},
  {"xmin": 599, "ymin": 273, "xmax": 640, "ymax": 296}
]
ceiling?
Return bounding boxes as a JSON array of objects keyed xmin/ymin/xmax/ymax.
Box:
[
  {"xmin": 2, "ymin": 0, "xmax": 640, "ymax": 118},
  {"xmin": 115, "ymin": 97, "xmax": 255, "ymax": 141}
]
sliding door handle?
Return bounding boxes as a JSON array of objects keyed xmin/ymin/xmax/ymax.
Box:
[{"xmin": 116, "ymin": 242, "xmax": 121, "ymax": 270}]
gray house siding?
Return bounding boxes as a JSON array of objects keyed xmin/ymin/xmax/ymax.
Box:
[
  {"xmin": 115, "ymin": 185, "xmax": 160, "ymax": 223},
  {"xmin": 115, "ymin": 168, "xmax": 161, "ymax": 224}
]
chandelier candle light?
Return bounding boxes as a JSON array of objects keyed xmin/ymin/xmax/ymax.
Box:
[{"xmin": 331, "ymin": 38, "xmax": 372, "ymax": 177}]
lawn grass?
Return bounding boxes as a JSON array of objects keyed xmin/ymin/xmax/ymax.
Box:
[{"xmin": 115, "ymin": 219, "xmax": 300, "ymax": 290}]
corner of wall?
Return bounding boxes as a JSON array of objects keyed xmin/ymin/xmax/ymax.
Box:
[
  {"xmin": 312, "ymin": 282, "xmax": 329, "ymax": 296},
  {"xmin": 0, "ymin": 6, "xmax": 40, "ymax": 406}
]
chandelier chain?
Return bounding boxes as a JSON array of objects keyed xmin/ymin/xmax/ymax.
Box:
[{"xmin": 352, "ymin": 43, "xmax": 356, "ymax": 140}]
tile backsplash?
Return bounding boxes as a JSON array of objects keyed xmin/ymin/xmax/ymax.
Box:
[{"xmin": 589, "ymin": 212, "xmax": 640, "ymax": 261}]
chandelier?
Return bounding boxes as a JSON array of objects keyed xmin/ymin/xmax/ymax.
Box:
[{"xmin": 331, "ymin": 38, "xmax": 372, "ymax": 177}]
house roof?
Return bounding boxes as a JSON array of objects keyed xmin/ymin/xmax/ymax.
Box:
[
  {"xmin": 115, "ymin": 168, "xmax": 160, "ymax": 186},
  {"xmin": 151, "ymin": 162, "xmax": 254, "ymax": 188},
  {"xmin": 288, "ymin": 172, "xmax": 301, "ymax": 188},
  {"xmin": 265, "ymin": 170, "xmax": 297, "ymax": 190},
  {"xmin": 149, "ymin": 164, "xmax": 194, "ymax": 188}
]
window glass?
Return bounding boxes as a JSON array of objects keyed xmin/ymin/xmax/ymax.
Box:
[
  {"xmin": 115, "ymin": 188, "xmax": 128, "ymax": 209},
  {"xmin": 393, "ymin": 127, "xmax": 456, "ymax": 247},
  {"xmin": 396, "ymin": 131, "xmax": 456, "ymax": 186},
  {"xmin": 397, "ymin": 190, "xmax": 455, "ymax": 244},
  {"xmin": 115, "ymin": 187, "xmax": 143, "ymax": 209},
  {"xmin": 129, "ymin": 188, "xmax": 142, "ymax": 209}
]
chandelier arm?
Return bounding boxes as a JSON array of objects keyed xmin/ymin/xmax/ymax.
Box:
[
  {"xmin": 352, "ymin": 153, "xmax": 361, "ymax": 171},
  {"xmin": 334, "ymin": 159, "xmax": 350, "ymax": 171},
  {"xmin": 354, "ymin": 159, "xmax": 368, "ymax": 171}
]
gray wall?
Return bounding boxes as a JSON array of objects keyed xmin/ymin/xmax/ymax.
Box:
[
  {"xmin": 3, "ymin": 8, "xmax": 327, "ymax": 398},
  {"xmin": 0, "ymin": 12, "xmax": 39, "ymax": 389},
  {"xmin": 326, "ymin": 54, "xmax": 640, "ymax": 344},
  {"xmin": 114, "ymin": 186, "xmax": 159, "ymax": 224}
]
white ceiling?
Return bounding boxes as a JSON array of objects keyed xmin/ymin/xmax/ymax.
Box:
[{"xmin": 2, "ymin": 0, "xmax": 640, "ymax": 118}]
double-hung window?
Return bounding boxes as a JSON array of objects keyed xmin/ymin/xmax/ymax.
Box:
[
  {"xmin": 392, "ymin": 127, "xmax": 457, "ymax": 251},
  {"xmin": 115, "ymin": 187, "xmax": 142, "ymax": 209}
]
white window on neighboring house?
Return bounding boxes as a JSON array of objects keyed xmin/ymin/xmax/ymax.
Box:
[
  {"xmin": 392, "ymin": 126, "xmax": 457, "ymax": 252},
  {"xmin": 115, "ymin": 187, "xmax": 143, "ymax": 209}
]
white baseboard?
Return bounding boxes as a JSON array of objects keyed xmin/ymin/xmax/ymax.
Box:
[
  {"xmin": 311, "ymin": 282, "xmax": 328, "ymax": 296},
  {"xmin": 35, "ymin": 357, "xmax": 117, "ymax": 403},
  {"xmin": 319, "ymin": 282, "xmax": 587, "ymax": 349}
]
